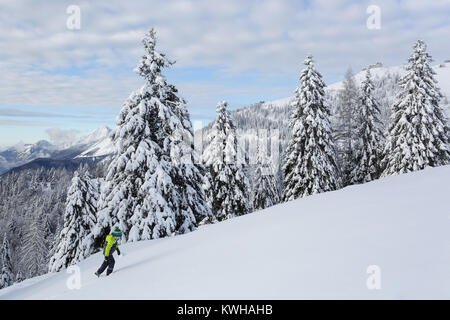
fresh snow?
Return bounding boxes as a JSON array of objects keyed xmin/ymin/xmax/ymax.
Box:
[{"xmin": 1, "ymin": 165, "xmax": 449, "ymax": 299}]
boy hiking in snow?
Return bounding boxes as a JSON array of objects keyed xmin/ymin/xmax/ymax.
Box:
[{"xmin": 95, "ymin": 227, "xmax": 122, "ymax": 277}]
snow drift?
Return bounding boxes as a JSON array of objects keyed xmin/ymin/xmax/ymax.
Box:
[{"xmin": 1, "ymin": 165, "xmax": 449, "ymax": 299}]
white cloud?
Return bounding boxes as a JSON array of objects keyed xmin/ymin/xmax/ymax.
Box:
[
  {"xmin": 45, "ymin": 127, "xmax": 80, "ymax": 146},
  {"xmin": 0, "ymin": 0, "xmax": 448, "ymax": 111},
  {"xmin": 0, "ymin": 119, "xmax": 53, "ymax": 127}
]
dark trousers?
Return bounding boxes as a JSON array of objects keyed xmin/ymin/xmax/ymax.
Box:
[{"xmin": 97, "ymin": 255, "xmax": 115, "ymax": 276}]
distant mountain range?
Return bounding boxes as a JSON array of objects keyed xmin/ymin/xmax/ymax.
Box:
[
  {"xmin": 0, "ymin": 126, "xmax": 114, "ymax": 174},
  {"xmin": 2, "ymin": 61, "xmax": 449, "ymax": 176}
]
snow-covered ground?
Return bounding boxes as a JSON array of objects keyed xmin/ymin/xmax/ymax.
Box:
[{"xmin": 1, "ymin": 165, "xmax": 449, "ymax": 300}]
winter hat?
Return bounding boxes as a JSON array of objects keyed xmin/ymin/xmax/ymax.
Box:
[{"xmin": 112, "ymin": 227, "xmax": 123, "ymax": 238}]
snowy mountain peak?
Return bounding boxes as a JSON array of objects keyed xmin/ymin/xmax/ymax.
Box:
[
  {"xmin": 76, "ymin": 126, "xmax": 112, "ymax": 146},
  {"xmin": 87, "ymin": 126, "xmax": 111, "ymax": 138},
  {"xmin": 0, "ymin": 126, "xmax": 114, "ymax": 174},
  {"xmin": 75, "ymin": 126, "xmax": 115, "ymax": 158}
]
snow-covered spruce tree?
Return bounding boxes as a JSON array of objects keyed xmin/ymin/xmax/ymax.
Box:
[
  {"xmin": 350, "ymin": 68, "xmax": 385, "ymax": 184},
  {"xmin": 333, "ymin": 67, "xmax": 360, "ymax": 186},
  {"xmin": 0, "ymin": 234, "xmax": 14, "ymax": 289},
  {"xmin": 79, "ymin": 170, "xmax": 100, "ymax": 257},
  {"xmin": 94, "ymin": 29, "xmax": 211, "ymax": 243},
  {"xmin": 48, "ymin": 170, "xmax": 97, "ymax": 272},
  {"xmin": 165, "ymin": 84, "xmax": 212, "ymax": 232},
  {"xmin": 252, "ymin": 163, "xmax": 280, "ymax": 211},
  {"xmin": 19, "ymin": 215, "xmax": 50, "ymax": 277},
  {"xmin": 252, "ymin": 137, "xmax": 280, "ymax": 210},
  {"xmin": 283, "ymin": 55, "xmax": 341, "ymax": 201},
  {"xmin": 381, "ymin": 40, "xmax": 450, "ymax": 176},
  {"xmin": 203, "ymin": 101, "xmax": 250, "ymax": 221},
  {"xmin": 47, "ymin": 221, "xmax": 63, "ymax": 271},
  {"xmin": 15, "ymin": 272, "xmax": 24, "ymax": 283}
]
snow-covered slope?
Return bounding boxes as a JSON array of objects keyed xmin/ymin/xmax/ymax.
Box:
[{"xmin": 1, "ymin": 165, "xmax": 449, "ymax": 299}]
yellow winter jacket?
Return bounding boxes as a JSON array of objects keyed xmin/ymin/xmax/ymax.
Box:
[{"xmin": 103, "ymin": 234, "xmax": 119, "ymax": 257}]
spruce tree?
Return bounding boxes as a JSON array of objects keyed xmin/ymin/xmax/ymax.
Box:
[
  {"xmin": 94, "ymin": 29, "xmax": 211, "ymax": 243},
  {"xmin": 0, "ymin": 234, "xmax": 14, "ymax": 289},
  {"xmin": 165, "ymin": 85, "xmax": 212, "ymax": 233},
  {"xmin": 79, "ymin": 170, "xmax": 100, "ymax": 257},
  {"xmin": 15, "ymin": 272, "xmax": 24, "ymax": 283},
  {"xmin": 203, "ymin": 101, "xmax": 250, "ymax": 221},
  {"xmin": 333, "ymin": 67, "xmax": 360, "ymax": 186},
  {"xmin": 252, "ymin": 138, "xmax": 280, "ymax": 210},
  {"xmin": 20, "ymin": 215, "xmax": 49, "ymax": 277},
  {"xmin": 382, "ymin": 40, "xmax": 450, "ymax": 176},
  {"xmin": 48, "ymin": 170, "xmax": 97, "ymax": 272},
  {"xmin": 283, "ymin": 55, "xmax": 341, "ymax": 201},
  {"xmin": 253, "ymin": 164, "xmax": 280, "ymax": 210},
  {"xmin": 351, "ymin": 68, "xmax": 385, "ymax": 183}
]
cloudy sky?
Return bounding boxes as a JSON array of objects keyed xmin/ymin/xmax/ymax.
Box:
[{"xmin": 0, "ymin": 0, "xmax": 449, "ymax": 147}]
